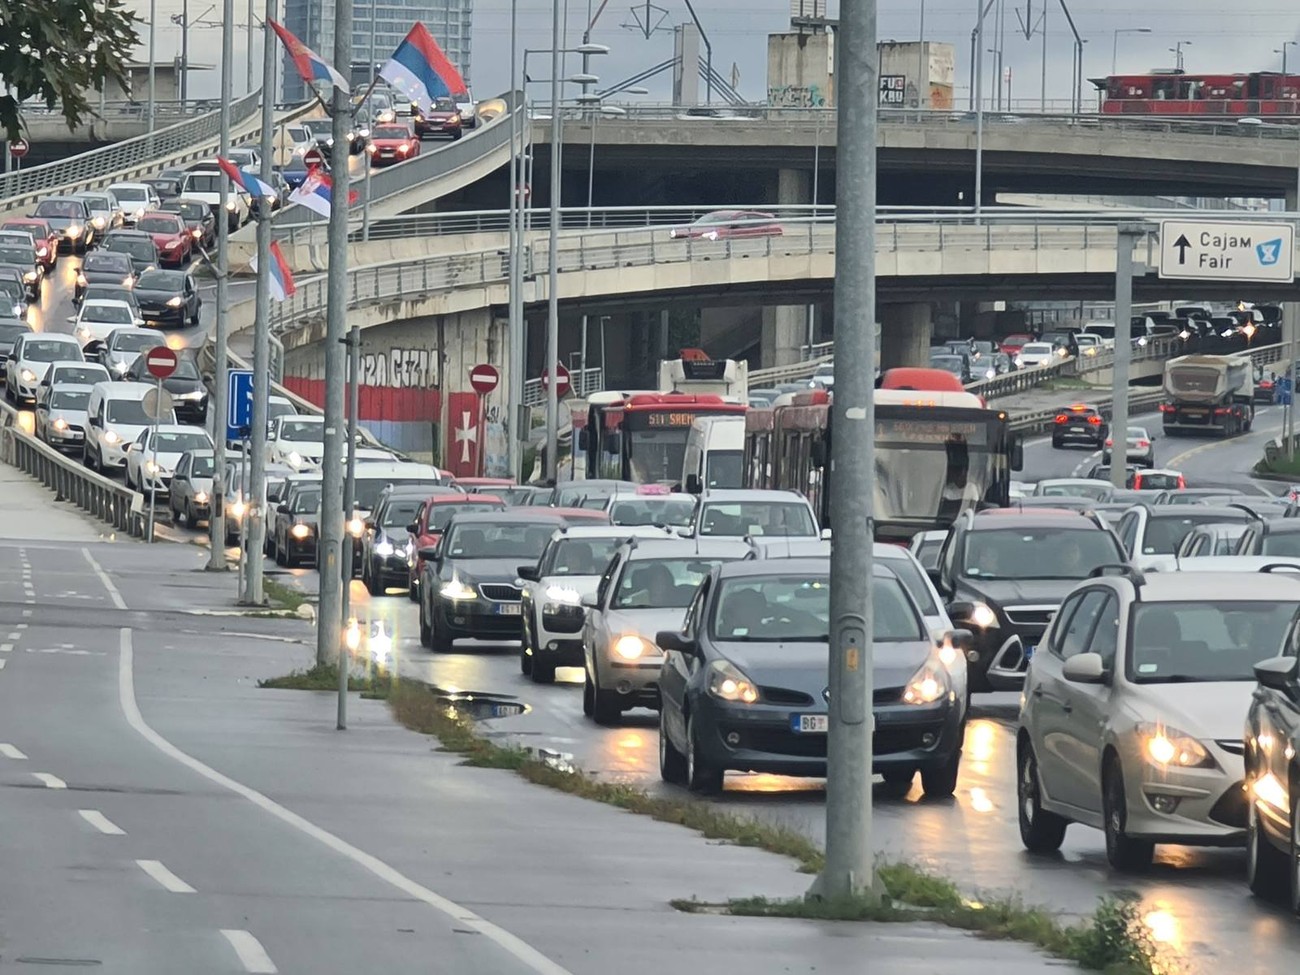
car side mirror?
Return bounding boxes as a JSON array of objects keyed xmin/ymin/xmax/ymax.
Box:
[
  {"xmin": 1254, "ymin": 656, "xmax": 1299, "ymax": 695},
  {"xmin": 946, "ymin": 600, "xmax": 974, "ymax": 621},
  {"xmin": 685, "ymin": 473, "xmax": 701, "ymax": 494},
  {"xmin": 277, "ymin": 503, "xmax": 290, "ymax": 515},
  {"xmin": 1062, "ymin": 652, "xmax": 1108, "ymax": 684},
  {"xmin": 820, "ymin": 528, "xmax": 832, "ymax": 540},
  {"xmin": 943, "ymin": 628, "xmax": 974, "ymax": 652},
  {"xmin": 364, "ymin": 519, "xmax": 375, "ymax": 530},
  {"xmin": 417, "ymin": 546, "xmax": 440, "ymax": 561},
  {"xmin": 656, "ymin": 629, "xmax": 697, "ymax": 655},
  {"xmin": 581, "ymin": 593, "xmax": 599, "ymax": 609},
  {"xmin": 405, "ymin": 521, "xmax": 419, "ymax": 535},
  {"xmin": 517, "ymin": 565, "xmax": 541, "ymax": 582}
]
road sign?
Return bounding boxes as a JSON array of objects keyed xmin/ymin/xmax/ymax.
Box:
[
  {"xmin": 141, "ymin": 387, "xmax": 174, "ymax": 421},
  {"xmin": 145, "ymin": 345, "xmax": 178, "ymax": 379},
  {"xmin": 9, "ymin": 140, "xmax": 29, "ymax": 159},
  {"xmin": 469, "ymin": 363, "xmax": 499, "ymax": 395},
  {"xmin": 540, "ymin": 363, "xmax": 571, "ymax": 397},
  {"xmin": 226, "ymin": 369, "xmax": 255, "ymax": 441},
  {"xmin": 1158, "ymin": 220, "xmax": 1295, "ymax": 283}
]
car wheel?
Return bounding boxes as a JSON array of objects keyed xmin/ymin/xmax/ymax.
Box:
[
  {"xmin": 658, "ymin": 706, "xmax": 687, "ymax": 785},
  {"xmin": 920, "ymin": 748, "xmax": 962, "ymax": 800},
  {"xmin": 582, "ymin": 666, "xmax": 595, "ymax": 716},
  {"xmin": 1103, "ymin": 757, "xmax": 1153, "ymax": 871},
  {"xmin": 1290, "ymin": 776, "xmax": 1300, "ymax": 916},
  {"xmin": 365, "ymin": 559, "xmax": 381, "ymax": 596},
  {"xmin": 274, "ymin": 537, "xmax": 288, "ymax": 567},
  {"xmin": 531, "ymin": 655, "xmax": 556, "ymax": 684},
  {"xmin": 418, "ymin": 597, "xmax": 432, "ymax": 648},
  {"xmin": 182, "ymin": 502, "xmax": 194, "ymax": 529},
  {"xmin": 879, "ymin": 769, "xmax": 914, "ymax": 798},
  {"xmin": 1017, "ymin": 740, "xmax": 1068, "ymax": 853},
  {"xmin": 407, "ymin": 578, "xmax": 418, "ymax": 603},
  {"xmin": 520, "ymin": 645, "xmax": 533, "ymax": 676},
  {"xmin": 591, "ymin": 668, "xmax": 622, "ymax": 726},
  {"xmin": 1247, "ymin": 793, "xmax": 1289, "ymax": 899},
  {"xmin": 1050, "ymin": 437, "xmax": 1062, "ymax": 449},
  {"xmin": 430, "ymin": 604, "xmax": 450, "ymax": 653},
  {"xmin": 685, "ymin": 715, "xmax": 723, "ymax": 794}
]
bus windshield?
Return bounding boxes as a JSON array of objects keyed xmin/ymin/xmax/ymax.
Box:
[{"xmin": 627, "ymin": 428, "xmax": 690, "ymax": 484}]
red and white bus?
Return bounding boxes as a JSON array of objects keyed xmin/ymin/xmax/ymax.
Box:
[{"xmin": 582, "ymin": 391, "xmax": 746, "ymax": 485}]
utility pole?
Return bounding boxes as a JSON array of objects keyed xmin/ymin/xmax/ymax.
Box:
[
  {"xmin": 207, "ymin": 0, "xmax": 234, "ymax": 572},
  {"xmin": 316, "ymin": 0, "xmax": 353, "ymax": 668},
  {"xmin": 361, "ymin": 7, "xmax": 377, "ymax": 240},
  {"xmin": 244, "ymin": 0, "xmax": 277, "ymax": 605},
  {"xmin": 1110, "ymin": 225, "xmax": 1142, "ymax": 491},
  {"xmin": 973, "ymin": 0, "xmax": 987, "ymax": 217},
  {"xmin": 247, "ymin": 0, "xmax": 256, "ymax": 94},
  {"xmin": 544, "ymin": 0, "xmax": 562, "ymax": 482},
  {"xmin": 814, "ymin": 0, "xmax": 881, "ymax": 904},
  {"xmin": 506, "ymin": 0, "xmax": 524, "ymax": 482},
  {"xmin": 916, "ymin": 0, "xmax": 925, "ymax": 108},
  {"xmin": 147, "ymin": 0, "xmax": 157, "ymax": 133},
  {"xmin": 338, "ymin": 324, "xmax": 360, "ymax": 729}
]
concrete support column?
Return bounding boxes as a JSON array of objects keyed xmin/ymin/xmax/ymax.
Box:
[
  {"xmin": 761, "ymin": 305, "xmax": 805, "ymax": 367},
  {"xmin": 776, "ymin": 167, "xmax": 812, "ymax": 206},
  {"xmin": 879, "ymin": 302, "xmax": 933, "ymax": 369}
]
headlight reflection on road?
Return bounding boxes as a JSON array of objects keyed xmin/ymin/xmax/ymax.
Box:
[{"xmin": 965, "ymin": 719, "xmax": 998, "ymax": 771}]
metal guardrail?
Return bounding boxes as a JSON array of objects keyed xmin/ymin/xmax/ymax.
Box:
[
  {"xmin": 1010, "ymin": 389, "xmax": 1168, "ymax": 435},
  {"xmin": 522, "ymin": 367, "xmax": 604, "ymax": 407},
  {"xmin": 0, "ymin": 400, "xmax": 145, "ymax": 537}
]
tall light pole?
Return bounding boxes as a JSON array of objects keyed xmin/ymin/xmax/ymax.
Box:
[
  {"xmin": 1112, "ymin": 27, "xmax": 1151, "ymax": 74},
  {"xmin": 973, "ymin": 0, "xmax": 988, "ymax": 217},
  {"xmin": 207, "ymin": 0, "xmax": 234, "ymax": 571},
  {"xmin": 507, "ymin": 0, "xmax": 523, "ymax": 481},
  {"xmin": 1169, "ymin": 40, "xmax": 1191, "ymax": 72},
  {"xmin": 1277, "ymin": 41, "xmax": 1297, "ymax": 78},
  {"xmin": 147, "ymin": 0, "xmax": 157, "ymax": 132},
  {"xmin": 916, "ymin": 0, "xmax": 926, "ymax": 108}
]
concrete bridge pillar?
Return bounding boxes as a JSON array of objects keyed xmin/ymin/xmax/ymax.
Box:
[
  {"xmin": 776, "ymin": 167, "xmax": 812, "ymax": 206},
  {"xmin": 879, "ymin": 302, "xmax": 933, "ymax": 369},
  {"xmin": 761, "ymin": 305, "xmax": 805, "ymax": 367}
]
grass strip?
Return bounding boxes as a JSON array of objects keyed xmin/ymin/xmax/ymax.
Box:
[
  {"xmin": 258, "ymin": 662, "xmax": 389, "ymax": 696},
  {"xmin": 263, "ymin": 578, "xmax": 308, "ymax": 613}
]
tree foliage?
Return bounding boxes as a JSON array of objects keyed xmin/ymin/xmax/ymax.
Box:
[{"xmin": 0, "ymin": 0, "xmax": 140, "ymax": 139}]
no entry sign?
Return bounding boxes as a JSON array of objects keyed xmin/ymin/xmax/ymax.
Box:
[
  {"xmin": 469, "ymin": 363, "xmax": 499, "ymax": 395},
  {"xmin": 145, "ymin": 346, "xmax": 178, "ymax": 380}
]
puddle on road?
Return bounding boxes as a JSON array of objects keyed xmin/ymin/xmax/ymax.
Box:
[{"xmin": 431, "ymin": 686, "xmax": 530, "ymax": 721}]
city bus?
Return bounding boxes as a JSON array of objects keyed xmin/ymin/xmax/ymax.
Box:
[
  {"xmin": 744, "ymin": 378, "xmax": 1023, "ymax": 541},
  {"xmin": 584, "ymin": 391, "xmax": 747, "ymax": 485}
]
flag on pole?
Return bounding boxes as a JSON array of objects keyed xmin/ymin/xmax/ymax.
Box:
[
  {"xmin": 216, "ymin": 156, "xmax": 277, "ymax": 201},
  {"xmin": 379, "ymin": 22, "xmax": 467, "ymax": 113},
  {"xmin": 250, "ymin": 240, "xmax": 297, "ymax": 301},
  {"xmin": 288, "ymin": 167, "xmax": 358, "ymax": 218},
  {"xmin": 267, "ymin": 19, "xmax": 350, "ymax": 96}
]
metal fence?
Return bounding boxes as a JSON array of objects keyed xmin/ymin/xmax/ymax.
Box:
[
  {"xmin": 522, "ymin": 367, "xmax": 604, "ymax": 406},
  {"xmin": 0, "ymin": 400, "xmax": 145, "ymax": 537}
]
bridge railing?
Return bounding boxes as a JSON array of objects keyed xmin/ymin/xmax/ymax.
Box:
[{"xmin": 0, "ymin": 401, "xmax": 145, "ymax": 537}]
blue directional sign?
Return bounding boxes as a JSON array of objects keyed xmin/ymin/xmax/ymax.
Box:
[{"xmin": 226, "ymin": 369, "xmax": 255, "ymax": 441}]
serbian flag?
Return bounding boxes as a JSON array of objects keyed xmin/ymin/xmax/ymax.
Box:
[
  {"xmin": 268, "ymin": 19, "xmax": 350, "ymax": 95},
  {"xmin": 251, "ymin": 241, "xmax": 297, "ymax": 301},
  {"xmin": 288, "ymin": 166, "xmax": 358, "ymax": 217},
  {"xmin": 379, "ymin": 22, "xmax": 467, "ymax": 113},
  {"xmin": 216, "ymin": 156, "xmax": 276, "ymax": 200}
]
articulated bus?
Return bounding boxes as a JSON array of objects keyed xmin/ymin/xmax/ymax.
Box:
[
  {"xmin": 744, "ymin": 375, "xmax": 1023, "ymax": 541},
  {"xmin": 583, "ymin": 392, "xmax": 747, "ymax": 485}
]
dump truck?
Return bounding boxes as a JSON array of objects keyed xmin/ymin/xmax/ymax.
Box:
[{"xmin": 1161, "ymin": 353, "xmax": 1254, "ymax": 437}]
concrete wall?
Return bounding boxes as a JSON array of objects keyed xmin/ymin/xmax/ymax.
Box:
[
  {"xmin": 878, "ymin": 42, "xmax": 955, "ymax": 110},
  {"xmin": 767, "ymin": 31, "xmax": 834, "ymax": 108}
]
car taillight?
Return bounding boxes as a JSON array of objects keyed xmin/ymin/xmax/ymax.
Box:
[
  {"xmin": 1054, "ymin": 415, "xmax": 1068, "ymax": 424},
  {"xmin": 1105, "ymin": 438, "xmax": 1113, "ymax": 446},
  {"xmin": 1177, "ymin": 475, "xmax": 1186, "ymax": 489},
  {"xmin": 1088, "ymin": 415, "xmax": 1101, "ymax": 424},
  {"xmin": 1133, "ymin": 474, "xmax": 1143, "ymax": 488},
  {"xmin": 1137, "ymin": 440, "xmax": 1150, "ymax": 448},
  {"xmin": 1214, "ymin": 408, "xmax": 1231, "ymax": 415}
]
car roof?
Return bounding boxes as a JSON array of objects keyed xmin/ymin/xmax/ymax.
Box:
[
  {"xmin": 969, "ymin": 509, "xmax": 1100, "ymax": 528},
  {"xmin": 1145, "ymin": 504, "xmax": 1253, "ymax": 520},
  {"xmin": 20, "ymin": 333, "xmax": 79, "ymax": 347},
  {"xmin": 427, "ymin": 491, "xmax": 499, "ymax": 505},
  {"xmin": 377, "ymin": 484, "xmax": 442, "ymax": 499},
  {"xmin": 717, "ymin": 557, "xmax": 894, "ymax": 580},
  {"xmin": 183, "ymin": 448, "xmax": 216, "ymax": 457},
  {"xmin": 623, "ymin": 537, "xmax": 752, "ymax": 560},
  {"xmin": 353, "ymin": 462, "xmax": 442, "ymax": 479},
  {"xmin": 548, "ymin": 525, "xmax": 675, "ymax": 541},
  {"xmin": 1176, "ymin": 556, "xmax": 1300, "ymax": 573},
  {"xmin": 1260, "ymin": 519, "xmax": 1300, "ymax": 533},
  {"xmin": 108, "ymin": 182, "xmax": 152, "ymax": 190},
  {"xmin": 699, "ymin": 488, "xmax": 806, "ymax": 502},
  {"xmin": 446, "ymin": 511, "xmax": 568, "ymax": 526},
  {"xmin": 1140, "ymin": 468, "xmax": 1183, "ymax": 476},
  {"xmin": 90, "ymin": 380, "xmax": 152, "ymax": 399},
  {"xmin": 152, "ymin": 424, "xmax": 208, "ymax": 435},
  {"xmin": 49, "ymin": 382, "xmax": 94, "ymax": 395},
  {"xmin": 109, "ymin": 327, "xmax": 159, "ymax": 342},
  {"xmin": 1122, "ymin": 570, "xmax": 1300, "ymax": 603}
]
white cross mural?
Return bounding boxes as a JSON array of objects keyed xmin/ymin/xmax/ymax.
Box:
[{"xmin": 455, "ymin": 410, "xmax": 477, "ymax": 463}]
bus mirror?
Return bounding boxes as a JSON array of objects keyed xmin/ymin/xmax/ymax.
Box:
[
  {"xmin": 1010, "ymin": 435, "xmax": 1024, "ymax": 471},
  {"xmin": 577, "ymin": 428, "xmax": 589, "ymax": 450},
  {"xmin": 685, "ymin": 473, "xmax": 701, "ymax": 494},
  {"xmin": 810, "ymin": 441, "xmax": 827, "ymax": 467},
  {"xmin": 604, "ymin": 432, "xmax": 621, "ymax": 455}
]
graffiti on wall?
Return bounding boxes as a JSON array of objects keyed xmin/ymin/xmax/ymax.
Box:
[
  {"xmin": 768, "ymin": 83, "xmax": 827, "ymax": 108},
  {"xmin": 360, "ymin": 347, "xmax": 440, "ymax": 389},
  {"xmin": 483, "ymin": 405, "xmax": 508, "ymax": 478}
]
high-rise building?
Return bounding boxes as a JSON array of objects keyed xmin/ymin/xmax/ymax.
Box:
[{"xmin": 281, "ymin": 0, "xmax": 472, "ymax": 103}]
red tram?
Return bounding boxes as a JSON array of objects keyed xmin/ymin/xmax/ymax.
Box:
[{"xmin": 1096, "ymin": 71, "xmax": 1300, "ymax": 116}]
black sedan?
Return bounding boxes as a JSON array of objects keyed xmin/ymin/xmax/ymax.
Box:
[
  {"xmin": 0, "ymin": 319, "xmax": 32, "ymax": 381},
  {"xmin": 656, "ymin": 558, "xmax": 969, "ymax": 797},
  {"xmin": 101, "ymin": 230, "xmax": 160, "ymax": 276},
  {"xmin": 133, "ymin": 269, "xmax": 201, "ymax": 327},
  {"xmin": 160, "ymin": 198, "xmax": 216, "ymax": 250},
  {"xmin": 74, "ymin": 251, "xmax": 136, "ymax": 305},
  {"xmin": 0, "ymin": 244, "xmax": 43, "ymax": 299},
  {"xmin": 416, "ymin": 511, "xmax": 567, "ymax": 651},
  {"xmin": 1245, "ymin": 652, "xmax": 1300, "ymax": 909},
  {"xmin": 123, "ymin": 351, "xmax": 208, "ymax": 422}
]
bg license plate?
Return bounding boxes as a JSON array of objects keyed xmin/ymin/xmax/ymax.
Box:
[
  {"xmin": 791, "ymin": 714, "xmax": 829, "ymax": 733},
  {"xmin": 495, "ymin": 603, "xmax": 522, "ymax": 616}
]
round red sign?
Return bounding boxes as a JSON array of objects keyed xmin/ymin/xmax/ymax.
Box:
[
  {"xmin": 9, "ymin": 140, "xmax": 29, "ymax": 158},
  {"xmin": 540, "ymin": 363, "xmax": 571, "ymax": 397},
  {"xmin": 469, "ymin": 363, "xmax": 499, "ymax": 395},
  {"xmin": 145, "ymin": 346, "xmax": 179, "ymax": 380}
]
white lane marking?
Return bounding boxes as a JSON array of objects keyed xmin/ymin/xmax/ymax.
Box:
[
  {"xmin": 6, "ymin": 632, "xmax": 18, "ymax": 640},
  {"xmin": 221, "ymin": 930, "xmax": 279, "ymax": 974},
  {"xmin": 0, "ymin": 743, "xmax": 28, "ymax": 759},
  {"xmin": 16, "ymin": 624, "xmax": 27, "ymax": 630},
  {"xmin": 0, "ymin": 659, "xmax": 6, "ymax": 670},
  {"xmin": 136, "ymin": 859, "xmax": 196, "ymax": 893},
  {"xmin": 32, "ymin": 772, "xmax": 66, "ymax": 789},
  {"xmin": 117, "ymin": 629, "xmax": 574, "ymax": 975},
  {"xmin": 79, "ymin": 809, "xmax": 125, "ymax": 835},
  {"xmin": 0, "ymin": 645, "xmax": 11, "ymax": 653},
  {"xmin": 21, "ymin": 609, "xmax": 31, "ymax": 617},
  {"xmin": 82, "ymin": 548, "xmax": 127, "ymax": 610}
]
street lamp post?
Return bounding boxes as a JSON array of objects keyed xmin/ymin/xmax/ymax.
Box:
[
  {"xmin": 1169, "ymin": 40, "xmax": 1191, "ymax": 72},
  {"xmin": 1111, "ymin": 27, "xmax": 1151, "ymax": 74},
  {"xmin": 1277, "ymin": 41, "xmax": 1297, "ymax": 78}
]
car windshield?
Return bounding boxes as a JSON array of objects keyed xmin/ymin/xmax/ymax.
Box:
[
  {"xmin": 612, "ymin": 557, "xmax": 729, "ymax": 609},
  {"xmin": 113, "ymin": 333, "xmax": 162, "ymax": 353},
  {"xmin": 704, "ymin": 451, "xmax": 744, "ymax": 490},
  {"xmin": 553, "ymin": 483, "xmax": 629, "ymax": 507},
  {"xmin": 930, "ymin": 356, "xmax": 964, "ymax": 372},
  {"xmin": 711, "ymin": 574, "xmax": 923, "ymax": 643},
  {"xmin": 166, "ymin": 358, "xmax": 200, "ymax": 380},
  {"xmin": 184, "ymin": 173, "xmax": 223, "ymax": 193},
  {"xmin": 112, "ymin": 187, "xmax": 148, "ymax": 203},
  {"xmin": 267, "ymin": 401, "xmax": 296, "ymax": 419},
  {"xmin": 24, "ymin": 340, "xmax": 80, "ymax": 362},
  {"xmin": 304, "ymin": 120, "xmax": 333, "ymax": 137},
  {"xmin": 34, "ymin": 200, "xmax": 80, "ymax": 218},
  {"xmin": 106, "ymin": 399, "xmax": 153, "ymax": 424},
  {"xmin": 86, "ymin": 253, "xmax": 132, "ymax": 273},
  {"xmin": 78, "ymin": 195, "xmax": 111, "ymax": 210},
  {"xmin": 279, "ymin": 419, "xmax": 323, "ymax": 441},
  {"xmin": 291, "ymin": 488, "xmax": 322, "ymax": 512},
  {"xmin": 1037, "ymin": 482, "xmax": 1112, "ymax": 501},
  {"xmin": 427, "ymin": 502, "xmax": 502, "ymax": 531},
  {"xmin": 880, "ymin": 556, "xmax": 938, "ymax": 616},
  {"xmin": 1138, "ymin": 473, "xmax": 1182, "ymax": 490},
  {"xmin": 1022, "ymin": 343, "xmax": 1052, "ymax": 354},
  {"xmin": 961, "ymin": 528, "xmax": 1121, "ymax": 580},
  {"xmin": 444, "ymin": 522, "xmax": 555, "ymax": 559},
  {"xmin": 50, "ymin": 390, "xmax": 90, "ymax": 410},
  {"xmin": 380, "ymin": 499, "xmax": 424, "ymax": 528},
  {"xmin": 543, "ymin": 537, "xmax": 625, "ymax": 576},
  {"xmin": 52, "ymin": 367, "xmax": 104, "ymax": 385},
  {"xmin": 698, "ymin": 501, "xmax": 816, "ymax": 537},
  {"xmin": 111, "ymin": 240, "xmax": 156, "ymax": 260},
  {"xmin": 0, "ymin": 280, "xmax": 22, "ymax": 298},
  {"xmin": 1128, "ymin": 601, "xmax": 1298, "ymax": 683},
  {"xmin": 137, "ymin": 216, "xmax": 180, "ymax": 234},
  {"xmin": 190, "ymin": 455, "xmax": 216, "ymax": 476},
  {"xmin": 608, "ymin": 498, "xmax": 696, "ymax": 527},
  {"xmin": 433, "ymin": 97, "xmax": 456, "ymax": 111},
  {"xmin": 155, "ymin": 432, "xmax": 211, "ymax": 452},
  {"xmin": 175, "ymin": 203, "xmax": 206, "ymax": 220},
  {"xmin": 0, "ymin": 247, "xmax": 30, "ymax": 264},
  {"xmin": 1260, "ymin": 533, "xmax": 1300, "ymax": 557},
  {"xmin": 85, "ymin": 305, "xmax": 134, "ymax": 324},
  {"xmin": 1140, "ymin": 515, "xmax": 1236, "ymax": 555},
  {"xmin": 0, "ymin": 323, "xmax": 27, "ymax": 343},
  {"xmin": 374, "ymin": 126, "xmax": 410, "ymax": 139},
  {"xmin": 913, "ymin": 537, "xmax": 943, "ymax": 570},
  {"xmin": 137, "ymin": 271, "xmax": 185, "ymax": 290}
]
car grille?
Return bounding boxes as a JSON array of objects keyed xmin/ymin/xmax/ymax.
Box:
[
  {"xmin": 1004, "ymin": 606, "xmax": 1058, "ymax": 627},
  {"xmin": 1214, "ymin": 739, "xmax": 1245, "ymax": 757},
  {"xmin": 739, "ymin": 727, "xmax": 935, "ymax": 759},
  {"xmin": 760, "ymin": 686, "xmax": 814, "ymax": 707},
  {"xmin": 480, "ymin": 583, "xmax": 522, "ymax": 602}
]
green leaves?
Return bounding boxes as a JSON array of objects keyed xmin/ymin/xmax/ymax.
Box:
[{"xmin": 0, "ymin": 0, "xmax": 140, "ymax": 139}]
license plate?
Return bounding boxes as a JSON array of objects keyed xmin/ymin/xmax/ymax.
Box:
[
  {"xmin": 1183, "ymin": 408, "xmax": 1206, "ymax": 416},
  {"xmin": 791, "ymin": 714, "xmax": 829, "ymax": 733},
  {"xmin": 491, "ymin": 703, "xmax": 526, "ymax": 717},
  {"xmin": 494, "ymin": 603, "xmax": 521, "ymax": 616}
]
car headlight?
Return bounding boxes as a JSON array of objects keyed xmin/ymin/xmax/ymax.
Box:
[
  {"xmin": 704, "ymin": 229, "xmax": 719, "ymax": 240},
  {"xmin": 1014, "ymin": 355, "xmax": 1024, "ymax": 367},
  {"xmin": 228, "ymin": 500, "xmax": 247, "ymax": 519},
  {"xmin": 958, "ymin": 601, "xmax": 998, "ymax": 628},
  {"xmin": 76, "ymin": 273, "xmax": 88, "ymax": 287},
  {"xmin": 545, "ymin": 585, "xmax": 581, "ymax": 604},
  {"xmin": 112, "ymin": 361, "xmax": 128, "ymax": 374},
  {"xmin": 901, "ymin": 656, "xmax": 951, "ymax": 705},
  {"xmin": 984, "ymin": 368, "xmax": 996, "ymax": 380},
  {"xmin": 52, "ymin": 417, "xmax": 68, "ymax": 431},
  {"xmin": 286, "ymin": 450, "xmax": 303, "ymax": 468},
  {"xmin": 11, "ymin": 304, "xmax": 21, "ymax": 317},
  {"xmin": 1138, "ymin": 723, "xmax": 1214, "ymax": 769},
  {"xmin": 374, "ymin": 540, "xmax": 394, "ymax": 556},
  {"xmin": 19, "ymin": 368, "xmax": 35, "ymax": 383},
  {"xmin": 290, "ymin": 523, "xmax": 312, "ymax": 539},
  {"xmin": 67, "ymin": 224, "xmax": 82, "ymax": 238},
  {"xmin": 144, "ymin": 460, "xmax": 160, "ymax": 475},
  {"xmin": 167, "ymin": 296, "xmax": 184, "ymax": 307},
  {"xmin": 347, "ymin": 516, "xmax": 365, "ymax": 537},
  {"xmin": 103, "ymin": 430, "xmax": 122, "ymax": 444},
  {"xmin": 193, "ymin": 491, "xmax": 209, "ymax": 504},
  {"xmin": 191, "ymin": 228, "xmax": 203, "ymax": 239},
  {"xmin": 75, "ymin": 325, "xmax": 90, "ymax": 340},
  {"xmin": 440, "ymin": 578, "xmax": 477, "ymax": 600},
  {"xmin": 122, "ymin": 275, "xmax": 134, "ymax": 287},
  {"xmin": 91, "ymin": 216, "xmax": 106, "ymax": 230},
  {"xmin": 706, "ymin": 659, "xmax": 759, "ymax": 704},
  {"xmin": 225, "ymin": 200, "xmax": 238, "ymax": 211},
  {"xmin": 23, "ymin": 271, "xmax": 36, "ymax": 283},
  {"xmin": 613, "ymin": 634, "xmax": 656, "ymax": 660}
]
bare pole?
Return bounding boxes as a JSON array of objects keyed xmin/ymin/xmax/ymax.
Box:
[
  {"xmin": 361, "ymin": 0, "xmax": 377, "ymax": 241},
  {"xmin": 338, "ymin": 324, "xmax": 360, "ymax": 728},
  {"xmin": 207, "ymin": 0, "xmax": 234, "ymax": 572},
  {"xmin": 916, "ymin": 0, "xmax": 925, "ymax": 108},
  {"xmin": 507, "ymin": 0, "xmax": 524, "ymax": 481},
  {"xmin": 317, "ymin": 0, "xmax": 354, "ymax": 671},
  {"xmin": 973, "ymin": 0, "xmax": 987, "ymax": 218},
  {"xmin": 1110, "ymin": 225, "xmax": 1140, "ymax": 490},
  {"xmin": 1290, "ymin": 131, "xmax": 1300, "ymax": 460},
  {"xmin": 244, "ymin": 0, "xmax": 277, "ymax": 605},
  {"xmin": 147, "ymin": 0, "xmax": 157, "ymax": 133},
  {"xmin": 246, "ymin": 0, "xmax": 255, "ymax": 94},
  {"xmin": 814, "ymin": 0, "xmax": 880, "ymax": 904},
  {"xmin": 544, "ymin": 0, "xmax": 562, "ymax": 482},
  {"xmin": 1039, "ymin": 1, "xmax": 1047, "ymax": 112}
]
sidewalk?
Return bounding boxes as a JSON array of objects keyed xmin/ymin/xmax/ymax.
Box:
[{"xmin": 0, "ymin": 461, "xmax": 118, "ymax": 542}]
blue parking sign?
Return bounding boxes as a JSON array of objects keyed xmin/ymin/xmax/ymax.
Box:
[{"xmin": 226, "ymin": 370, "xmax": 255, "ymax": 441}]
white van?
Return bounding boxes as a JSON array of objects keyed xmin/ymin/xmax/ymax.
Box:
[
  {"xmin": 84, "ymin": 381, "xmax": 176, "ymax": 473},
  {"xmin": 681, "ymin": 415, "xmax": 746, "ymax": 493},
  {"xmin": 1079, "ymin": 322, "xmax": 1116, "ymax": 348}
]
